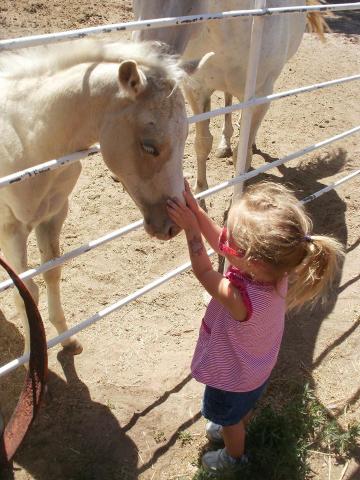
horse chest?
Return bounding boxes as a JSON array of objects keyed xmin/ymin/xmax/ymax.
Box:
[
  {"xmin": 0, "ymin": 190, "xmax": 60, "ymax": 228},
  {"xmin": 0, "ymin": 163, "xmax": 81, "ymax": 228}
]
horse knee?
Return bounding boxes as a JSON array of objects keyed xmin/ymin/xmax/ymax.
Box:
[
  {"xmin": 42, "ymin": 267, "xmax": 61, "ymax": 286},
  {"xmin": 231, "ymin": 144, "xmax": 253, "ymax": 171},
  {"xmin": 195, "ymin": 131, "xmax": 213, "ymax": 159},
  {"xmin": 15, "ymin": 279, "xmax": 39, "ymax": 307},
  {"xmin": 194, "ymin": 178, "xmax": 209, "ymax": 194}
]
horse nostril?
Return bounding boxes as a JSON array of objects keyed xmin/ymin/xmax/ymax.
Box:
[{"xmin": 168, "ymin": 223, "xmax": 180, "ymax": 239}]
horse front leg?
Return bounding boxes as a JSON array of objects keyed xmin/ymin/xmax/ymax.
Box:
[
  {"xmin": 233, "ymin": 101, "xmax": 271, "ymax": 172},
  {"xmin": 0, "ymin": 220, "xmax": 38, "ymax": 354},
  {"xmin": 215, "ymin": 92, "xmax": 234, "ymax": 159},
  {"xmin": 246, "ymin": 101, "xmax": 272, "ymax": 171},
  {"xmin": 185, "ymin": 86, "xmax": 213, "ymax": 195},
  {"xmin": 35, "ymin": 200, "xmax": 82, "ymax": 355}
]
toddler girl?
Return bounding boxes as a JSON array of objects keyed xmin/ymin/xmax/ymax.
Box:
[{"xmin": 167, "ymin": 180, "xmax": 344, "ymax": 476}]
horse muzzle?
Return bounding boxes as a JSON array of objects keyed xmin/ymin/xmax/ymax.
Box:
[{"xmin": 144, "ymin": 217, "xmax": 181, "ymax": 240}]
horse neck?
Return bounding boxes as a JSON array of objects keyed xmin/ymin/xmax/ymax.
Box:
[{"xmin": 32, "ymin": 62, "xmax": 123, "ymax": 157}]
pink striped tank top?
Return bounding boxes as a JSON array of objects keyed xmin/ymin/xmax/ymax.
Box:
[{"xmin": 191, "ymin": 266, "xmax": 288, "ymax": 392}]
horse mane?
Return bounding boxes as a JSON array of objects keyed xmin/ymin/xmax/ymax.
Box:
[{"xmin": 0, "ymin": 39, "xmax": 184, "ymax": 84}]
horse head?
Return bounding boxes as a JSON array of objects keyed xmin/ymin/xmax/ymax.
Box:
[{"xmin": 99, "ymin": 46, "xmax": 189, "ymax": 240}]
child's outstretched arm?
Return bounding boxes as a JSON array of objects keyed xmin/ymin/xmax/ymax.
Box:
[
  {"xmin": 182, "ymin": 180, "xmax": 223, "ymax": 255},
  {"xmin": 167, "ymin": 197, "xmax": 247, "ymax": 322}
]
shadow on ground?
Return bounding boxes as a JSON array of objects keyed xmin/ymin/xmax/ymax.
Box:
[
  {"xmin": 204, "ymin": 146, "xmax": 360, "ymax": 479},
  {"xmin": 324, "ymin": 0, "xmax": 360, "ymax": 36},
  {"xmin": 0, "ymin": 319, "xmax": 138, "ymax": 480}
]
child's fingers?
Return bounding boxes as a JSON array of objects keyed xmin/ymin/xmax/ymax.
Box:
[
  {"xmin": 184, "ymin": 182, "xmax": 194, "ymax": 200},
  {"xmin": 170, "ymin": 197, "xmax": 189, "ymax": 214},
  {"xmin": 167, "ymin": 206, "xmax": 181, "ymax": 223},
  {"xmin": 167, "ymin": 205, "xmax": 180, "ymax": 220},
  {"xmin": 167, "ymin": 199, "xmax": 186, "ymax": 219},
  {"xmin": 168, "ymin": 212, "xmax": 180, "ymax": 225},
  {"xmin": 183, "ymin": 190, "xmax": 192, "ymax": 202},
  {"xmin": 168, "ymin": 205, "xmax": 191, "ymax": 224},
  {"xmin": 183, "ymin": 190, "xmax": 197, "ymax": 210},
  {"xmin": 167, "ymin": 198, "xmax": 196, "ymax": 224},
  {"xmin": 167, "ymin": 198, "xmax": 181, "ymax": 209},
  {"xmin": 185, "ymin": 179, "xmax": 196, "ymax": 197}
]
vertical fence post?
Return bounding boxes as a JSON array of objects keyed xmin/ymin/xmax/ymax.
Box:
[{"xmin": 233, "ymin": 0, "xmax": 267, "ymax": 199}]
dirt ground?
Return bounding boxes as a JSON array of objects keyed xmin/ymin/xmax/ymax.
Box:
[{"xmin": 0, "ymin": 2, "xmax": 359, "ymax": 479}]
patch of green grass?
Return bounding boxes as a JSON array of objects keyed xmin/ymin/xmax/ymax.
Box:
[
  {"xmin": 178, "ymin": 430, "xmax": 194, "ymax": 446},
  {"xmin": 153, "ymin": 430, "xmax": 167, "ymax": 443},
  {"xmin": 106, "ymin": 399, "xmax": 116, "ymax": 410},
  {"xmin": 192, "ymin": 383, "xmax": 360, "ymax": 480}
]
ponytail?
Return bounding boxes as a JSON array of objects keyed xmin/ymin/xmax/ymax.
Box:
[{"xmin": 287, "ymin": 235, "xmax": 345, "ymax": 311}]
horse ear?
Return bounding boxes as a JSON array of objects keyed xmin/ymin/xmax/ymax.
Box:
[
  {"xmin": 179, "ymin": 52, "xmax": 215, "ymax": 75},
  {"xmin": 118, "ymin": 60, "xmax": 147, "ymax": 98}
]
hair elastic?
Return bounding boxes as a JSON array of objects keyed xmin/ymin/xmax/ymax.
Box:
[{"xmin": 303, "ymin": 234, "xmax": 313, "ymax": 243}]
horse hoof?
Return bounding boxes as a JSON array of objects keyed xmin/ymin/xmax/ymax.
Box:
[
  {"xmin": 215, "ymin": 146, "xmax": 232, "ymax": 158},
  {"xmin": 110, "ymin": 173, "xmax": 121, "ymax": 183},
  {"xmin": 62, "ymin": 339, "xmax": 83, "ymax": 355}
]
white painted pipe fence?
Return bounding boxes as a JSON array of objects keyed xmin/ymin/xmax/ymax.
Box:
[
  {"xmin": 234, "ymin": 0, "xmax": 267, "ymax": 198},
  {"xmin": 1, "ymin": 168, "xmax": 358, "ymax": 377},
  {"xmin": 0, "ymin": 146, "xmax": 100, "ymax": 190},
  {"xmin": 189, "ymin": 74, "xmax": 360, "ymax": 124},
  {"xmin": 1, "ymin": 3, "xmax": 360, "ymax": 51},
  {"xmin": 1, "ymin": 74, "xmax": 359, "ymax": 190},
  {"xmin": 1, "ymin": 3, "xmax": 359, "ymax": 379},
  {"xmin": 1, "ymin": 125, "xmax": 359, "ymax": 294}
]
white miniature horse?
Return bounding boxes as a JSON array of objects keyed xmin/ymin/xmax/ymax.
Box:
[
  {"xmin": 133, "ymin": 0, "xmax": 325, "ymax": 192},
  {"xmin": 0, "ymin": 39, "xmax": 190, "ymax": 354},
  {"xmin": 133, "ymin": 0, "xmax": 208, "ymax": 55}
]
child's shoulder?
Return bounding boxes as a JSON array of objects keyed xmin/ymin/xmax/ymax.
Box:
[
  {"xmin": 227, "ymin": 266, "xmax": 288, "ymax": 301},
  {"xmin": 226, "ymin": 266, "xmax": 276, "ymax": 290}
]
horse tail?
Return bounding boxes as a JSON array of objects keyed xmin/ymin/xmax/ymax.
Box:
[{"xmin": 306, "ymin": 0, "xmax": 332, "ymax": 42}]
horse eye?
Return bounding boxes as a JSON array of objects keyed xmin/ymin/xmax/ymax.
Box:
[{"xmin": 141, "ymin": 142, "xmax": 159, "ymax": 157}]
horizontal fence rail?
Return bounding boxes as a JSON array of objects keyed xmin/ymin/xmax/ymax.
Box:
[
  {"xmin": 1, "ymin": 168, "xmax": 358, "ymax": 377},
  {"xmin": 1, "ymin": 2, "xmax": 359, "ymax": 381},
  {"xmin": 0, "ymin": 146, "xmax": 100, "ymax": 190},
  {"xmin": 1, "ymin": 125, "xmax": 359, "ymax": 294},
  {"xmin": 302, "ymin": 170, "xmax": 360, "ymax": 204},
  {"xmin": 189, "ymin": 74, "xmax": 360, "ymax": 124},
  {"xmin": 1, "ymin": 3, "xmax": 360, "ymax": 51},
  {"xmin": 1, "ymin": 74, "xmax": 359, "ymax": 189}
]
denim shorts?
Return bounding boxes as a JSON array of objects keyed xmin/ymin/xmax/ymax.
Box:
[{"xmin": 201, "ymin": 380, "xmax": 268, "ymax": 426}]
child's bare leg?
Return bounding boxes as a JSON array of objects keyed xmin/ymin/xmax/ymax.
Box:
[
  {"xmin": 243, "ymin": 409, "xmax": 253, "ymax": 427},
  {"xmin": 222, "ymin": 420, "xmax": 246, "ymax": 458},
  {"xmin": 221, "ymin": 409, "xmax": 253, "ymax": 457}
]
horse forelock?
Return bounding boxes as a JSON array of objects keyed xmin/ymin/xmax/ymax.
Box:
[
  {"xmin": 0, "ymin": 39, "xmax": 184, "ymax": 85},
  {"xmin": 105, "ymin": 40, "xmax": 185, "ymax": 87}
]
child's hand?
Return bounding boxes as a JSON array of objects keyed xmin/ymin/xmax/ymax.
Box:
[
  {"xmin": 167, "ymin": 196, "xmax": 200, "ymax": 233},
  {"xmin": 183, "ymin": 179, "xmax": 200, "ymax": 214}
]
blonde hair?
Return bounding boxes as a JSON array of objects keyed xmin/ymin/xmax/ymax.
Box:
[{"xmin": 227, "ymin": 182, "xmax": 344, "ymax": 311}]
